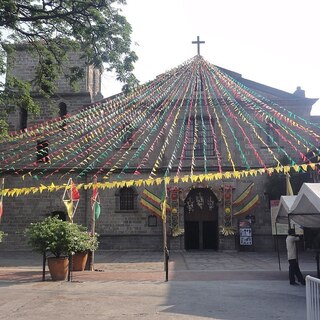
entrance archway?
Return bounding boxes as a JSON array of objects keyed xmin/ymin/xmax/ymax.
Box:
[{"xmin": 184, "ymin": 188, "xmax": 219, "ymax": 250}]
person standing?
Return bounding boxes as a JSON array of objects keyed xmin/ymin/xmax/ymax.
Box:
[{"xmin": 286, "ymin": 228, "xmax": 305, "ymax": 285}]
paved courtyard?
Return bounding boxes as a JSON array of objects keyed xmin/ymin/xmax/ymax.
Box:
[{"xmin": 0, "ymin": 250, "xmax": 318, "ymax": 319}]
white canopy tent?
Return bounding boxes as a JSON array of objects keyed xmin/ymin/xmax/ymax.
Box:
[
  {"xmin": 275, "ymin": 183, "xmax": 320, "ymax": 275},
  {"xmin": 276, "ymin": 183, "xmax": 320, "ymax": 228}
]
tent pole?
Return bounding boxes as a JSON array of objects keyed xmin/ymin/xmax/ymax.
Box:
[
  {"xmin": 275, "ymin": 222, "xmax": 281, "ymax": 271},
  {"xmin": 287, "ymin": 213, "xmax": 291, "ymax": 230}
]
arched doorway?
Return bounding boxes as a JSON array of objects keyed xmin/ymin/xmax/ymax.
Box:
[{"xmin": 184, "ymin": 188, "xmax": 219, "ymax": 250}]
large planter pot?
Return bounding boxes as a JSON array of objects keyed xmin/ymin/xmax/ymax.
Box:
[
  {"xmin": 72, "ymin": 252, "xmax": 88, "ymax": 271},
  {"xmin": 47, "ymin": 257, "xmax": 69, "ymax": 281}
]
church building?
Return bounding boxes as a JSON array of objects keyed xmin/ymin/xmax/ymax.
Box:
[{"xmin": 0, "ymin": 39, "xmax": 319, "ymax": 252}]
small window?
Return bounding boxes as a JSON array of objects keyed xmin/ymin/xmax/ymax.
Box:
[
  {"xmin": 119, "ymin": 187, "xmax": 135, "ymax": 210},
  {"xmin": 20, "ymin": 107, "xmax": 28, "ymax": 131},
  {"xmin": 37, "ymin": 140, "xmax": 50, "ymax": 163},
  {"xmin": 59, "ymin": 102, "xmax": 67, "ymax": 130},
  {"xmin": 59, "ymin": 102, "xmax": 67, "ymax": 118}
]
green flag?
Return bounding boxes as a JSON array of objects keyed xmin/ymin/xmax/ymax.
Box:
[{"xmin": 95, "ymin": 201, "xmax": 101, "ymax": 220}]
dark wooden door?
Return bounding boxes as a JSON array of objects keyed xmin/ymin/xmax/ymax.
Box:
[
  {"xmin": 185, "ymin": 221, "xmax": 199, "ymax": 249},
  {"xmin": 184, "ymin": 188, "xmax": 218, "ymax": 250},
  {"xmin": 203, "ymin": 221, "xmax": 218, "ymax": 249}
]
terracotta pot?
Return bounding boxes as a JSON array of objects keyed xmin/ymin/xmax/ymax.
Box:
[
  {"xmin": 47, "ymin": 257, "xmax": 69, "ymax": 281},
  {"xmin": 72, "ymin": 252, "xmax": 88, "ymax": 271}
]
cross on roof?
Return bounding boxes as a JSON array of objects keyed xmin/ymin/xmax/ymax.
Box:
[{"xmin": 192, "ymin": 36, "xmax": 205, "ymax": 56}]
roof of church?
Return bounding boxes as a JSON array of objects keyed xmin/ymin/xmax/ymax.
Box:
[{"xmin": 1, "ymin": 55, "xmax": 320, "ymax": 195}]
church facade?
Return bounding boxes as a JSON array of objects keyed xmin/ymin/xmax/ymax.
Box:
[{"xmin": 0, "ymin": 47, "xmax": 319, "ymax": 253}]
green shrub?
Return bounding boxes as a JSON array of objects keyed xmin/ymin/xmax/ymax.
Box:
[{"xmin": 25, "ymin": 216, "xmax": 98, "ymax": 257}]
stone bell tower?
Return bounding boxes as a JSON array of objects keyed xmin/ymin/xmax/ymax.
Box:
[{"xmin": 6, "ymin": 43, "xmax": 104, "ymax": 132}]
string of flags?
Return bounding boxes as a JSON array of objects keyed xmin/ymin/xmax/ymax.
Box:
[
  {"xmin": 0, "ymin": 56, "xmax": 319, "ymax": 189},
  {"xmin": 0, "ymin": 162, "xmax": 318, "ymax": 197}
]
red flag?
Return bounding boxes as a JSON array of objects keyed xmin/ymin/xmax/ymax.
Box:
[
  {"xmin": 71, "ymin": 182, "xmax": 80, "ymax": 200},
  {"xmin": 91, "ymin": 187, "xmax": 98, "ymax": 203}
]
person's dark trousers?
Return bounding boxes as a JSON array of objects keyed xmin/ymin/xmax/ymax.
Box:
[{"xmin": 289, "ymin": 259, "xmax": 305, "ymax": 284}]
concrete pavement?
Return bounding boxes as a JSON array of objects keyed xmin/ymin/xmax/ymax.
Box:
[{"xmin": 0, "ymin": 250, "xmax": 318, "ymax": 319}]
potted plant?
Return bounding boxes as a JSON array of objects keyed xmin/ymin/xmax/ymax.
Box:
[
  {"xmin": 70, "ymin": 228, "xmax": 98, "ymax": 271},
  {"xmin": 25, "ymin": 216, "xmax": 98, "ymax": 280}
]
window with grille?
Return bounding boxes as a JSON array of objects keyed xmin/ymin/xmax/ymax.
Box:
[
  {"xmin": 185, "ymin": 117, "xmax": 215, "ymax": 158},
  {"xmin": 119, "ymin": 187, "xmax": 135, "ymax": 210},
  {"xmin": 59, "ymin": 102, "xmax": 67, "ymax": 130}
]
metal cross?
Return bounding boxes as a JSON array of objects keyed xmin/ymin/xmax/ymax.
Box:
[{"xmin": 192, "ymin": 36, "xmax": 205, "ymax": 55}]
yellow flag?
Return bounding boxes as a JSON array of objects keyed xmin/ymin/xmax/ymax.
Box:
[
  {"xmin": 286, "ymin": 173, "xmax": 294, "ymax": 195},
  {"xmin": 63, "ymin": 200, "xmax": 74, "ymax": 221}
]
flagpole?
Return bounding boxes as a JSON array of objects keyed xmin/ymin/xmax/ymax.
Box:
[
  {"xmin": 161, "ymin": 180, "xmax": 169, "ymax": 281},
  {"xmin": 91, "ymin": 203, "xmax": 96, "ymax": 271},
  {"xmin": 90, "ymin": 175, "xmax": 98, "ymax": 271}
]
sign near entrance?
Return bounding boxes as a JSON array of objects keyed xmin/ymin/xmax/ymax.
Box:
[{"xmin": 239, "ymin": 219, "xmax": 253, "ymax": 246}]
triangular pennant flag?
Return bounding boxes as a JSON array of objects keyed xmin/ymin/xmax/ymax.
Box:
[
  {"xmin": 63, "ymin": 200, "xmax": 74, "ymax": 221},
  {"xmin": 71, "ymin": 182, "xmax": 80, "ymax": 200}
]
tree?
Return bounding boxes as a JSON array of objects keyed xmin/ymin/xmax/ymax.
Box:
[{"xmin": 0, "ymin": 0, "xmax": 138, "ymax": 135}]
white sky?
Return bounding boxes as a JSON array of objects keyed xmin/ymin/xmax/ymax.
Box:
[{"xmin": 102, "ymin": 0, "xmax": 320, "ymax": 114}]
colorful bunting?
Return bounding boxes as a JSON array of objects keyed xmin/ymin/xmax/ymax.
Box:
[{"xmin": 0, "ymin": 55, "xmax": 320, "ymax": 197}]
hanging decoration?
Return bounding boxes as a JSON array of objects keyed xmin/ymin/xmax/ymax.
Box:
[
  {"xmin": 233, "ymin": 183, "xmax": 254, "ymax": 206},
  {"xmin": 140, "ymin": 188, "xmax": 171, "ymax": 219},
  {"xmin": 168, "ymin": 187, "xmax": 183, "ymax": 237},
  {"xmin": 62, "ymin": 178, "xmax": 80, "ymax": 222},
  {"xmin": 233, "ymin": 194, "xmax": 260, "ymax": 217},
  {"xmin": 0, "ymin": 162, "xmax": 318, "ymax": 197},
  {"xmin": 1, "ymin": 55, "xmax": 320, "ymax": 198},
  {"xmin": 220, "ymin": 185, "xmax": 236, "ymax": 236},
  {"xmin": 91, "ymin": 176, "xmax": 101, "ymax": 220}
]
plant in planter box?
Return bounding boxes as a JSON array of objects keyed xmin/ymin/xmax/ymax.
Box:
[{"xmin": 25, "ymin": 216, "xmax": 98, "ymax": 279}]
